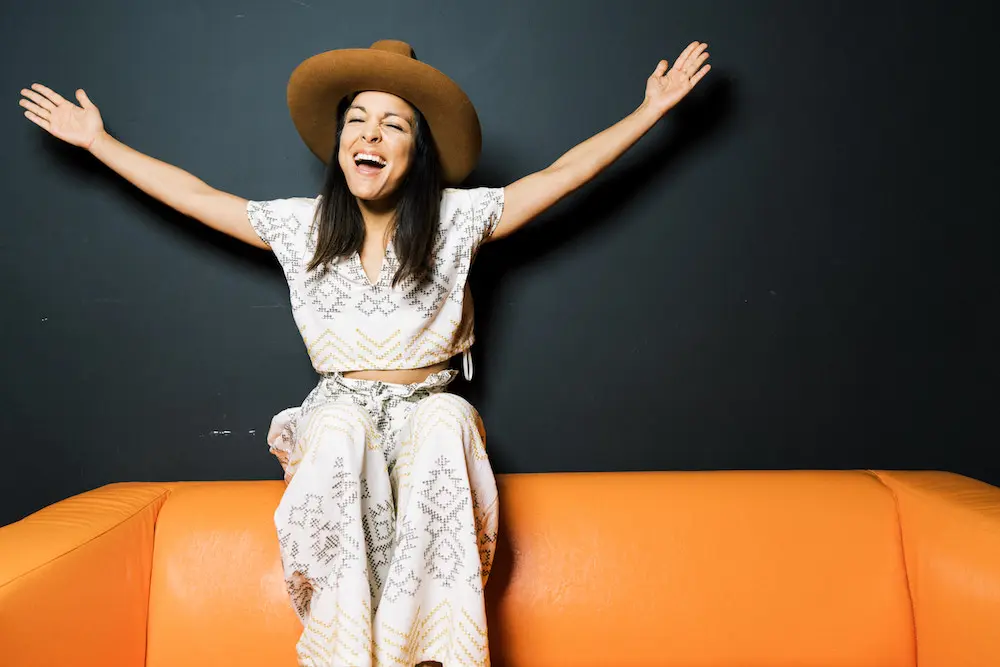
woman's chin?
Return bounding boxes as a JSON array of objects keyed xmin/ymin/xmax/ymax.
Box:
[
  {"xmin": 346, "ymin": 183, "xmax": 379, "ymax": 199},
  {"xmin": 348, "ymin": 182, "xmax": 399, "ymax": 204}
]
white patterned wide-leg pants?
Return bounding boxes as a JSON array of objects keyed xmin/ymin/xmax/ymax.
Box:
[{"xmin": 268, "ymin": 370, "xmax": 499, "ymax": 667}]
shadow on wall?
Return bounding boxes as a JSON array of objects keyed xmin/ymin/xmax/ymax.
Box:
[
  {"xmin": 464, "ymin": 75, "xmax": 737, "ymax": 407},
  {"xmin": 37, "ymin": 125, "xmax": 282, "ymax": 279}
]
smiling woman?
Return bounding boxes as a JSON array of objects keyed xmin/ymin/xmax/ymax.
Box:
[
  {"xmin": 339, "ymin": 94, "xmax": 414, "ymax": 202},
  {"xmin": 18, "ymin": 36, "xmax": 710, "ymax": 667},
  {"xmin": 313, "ymin": 90, "xmax": 437, "ymax": 290}
]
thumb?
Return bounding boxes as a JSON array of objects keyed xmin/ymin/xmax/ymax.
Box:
[
  {"xmin": 652, "ymin": 59, "xmax": 669, "ymax": 78},
  {"xmin": 76, "ymin": 88, "xmax": 94, "ymax": 109}
]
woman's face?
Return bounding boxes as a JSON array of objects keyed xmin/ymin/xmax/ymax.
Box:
[{"xmin": 337, "ymin": 91, "xmax": 416, "ymax": 203}]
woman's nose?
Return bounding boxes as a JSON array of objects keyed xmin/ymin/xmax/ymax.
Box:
[{"xmin": 363, "ymin": 124, "xmax": 381, "ymax": 143}]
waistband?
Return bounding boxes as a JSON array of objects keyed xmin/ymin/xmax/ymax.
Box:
[{"xmin": 321, "ymin": 368, "xmax": 460, "ymax": 397}]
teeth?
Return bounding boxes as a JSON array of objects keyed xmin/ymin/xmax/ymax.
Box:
[{"xmin": 355, "ymin": 152, "xmax": 387, "ymax": 166}]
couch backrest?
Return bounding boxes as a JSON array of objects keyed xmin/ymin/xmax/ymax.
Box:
[{"xmin": 145, "ymin": 471, "xmax": 916, "ymax": 667}]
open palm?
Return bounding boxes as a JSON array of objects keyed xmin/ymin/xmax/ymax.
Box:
[
  {"xmin": 19, "ymin": 83, "xmax": 104, "ymax": 149},
  {"xmin": 644, "ymin": 41, "xmax": 711, "ymax": 117}
]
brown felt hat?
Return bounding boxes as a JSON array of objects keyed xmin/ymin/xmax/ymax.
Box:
[{"xmin": 286, "ymin": 39, "xmax": 482, "ymax": 186}]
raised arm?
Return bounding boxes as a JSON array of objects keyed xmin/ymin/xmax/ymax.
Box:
[
  {"xmin": 19, "ymin": 84, "xmax": 265, "ymax": 249},
  {"xmin": 488, "ymin": 41, "xmax": 711, "ymax": 242}
]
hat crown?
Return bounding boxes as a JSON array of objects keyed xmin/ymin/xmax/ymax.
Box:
[
  {"xmin": 369, "ymin": 39, "xmax": 416, "ymax": 59},
  {"xmin": 287, "ymin": 38, "xmax": 480, "ymax": 184}
]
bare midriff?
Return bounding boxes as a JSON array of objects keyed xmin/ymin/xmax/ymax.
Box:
[{"xmin": 341, "ymin": 360, "xmax": 451, "ymax": 385}]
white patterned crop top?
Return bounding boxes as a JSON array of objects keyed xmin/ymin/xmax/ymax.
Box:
[{"xmin": 246, "ymin": 186, "xmax": 504, "ymax": 381}]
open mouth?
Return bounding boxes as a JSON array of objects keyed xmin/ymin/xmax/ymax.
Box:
[{"xmin": 354, "ymin": 152, "xmax": 387, "ymax": 176}]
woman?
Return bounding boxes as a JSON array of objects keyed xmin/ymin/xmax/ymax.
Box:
[{"xmin": 19, "ymin": 39, "xmax": 710, "ymax": 667}]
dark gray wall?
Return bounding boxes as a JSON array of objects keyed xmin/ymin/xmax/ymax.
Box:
[{"xmin": 2, "ymin": 1, "xmax": 997, "ymax": 526}]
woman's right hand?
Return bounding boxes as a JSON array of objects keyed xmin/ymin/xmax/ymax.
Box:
[{"xmin": 19, "ymin": 83, "xmax": 104, "ymax": 150}]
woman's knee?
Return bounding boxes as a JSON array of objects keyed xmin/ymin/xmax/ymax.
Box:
[
  {"xmin": 296, "ymin": 402, "xmax": 373, "ymax": 458},
  {"xmin": 408, "ymin": 393, "xmax": 486, "ymax": 459}
]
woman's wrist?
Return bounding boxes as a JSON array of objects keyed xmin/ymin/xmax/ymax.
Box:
[{"xmin": 87, "ymin": 129, "xmax": 111, "ymax": 155}]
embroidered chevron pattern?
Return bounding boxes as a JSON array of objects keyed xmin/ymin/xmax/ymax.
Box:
[
  {"xmin": 301, "ymin": 322, "xmax": 470, "ymax": 370},
  {"xmin": 374, "ymin": 600, "xmax": 490, "ymax": 667},
  {"xmin": 297, "ymin": 598, "xmax": 374, "ymax": 667}
]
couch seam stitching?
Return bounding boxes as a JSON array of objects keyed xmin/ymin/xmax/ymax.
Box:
[{"xmin": 866, "ymin": 469, "xmax": 920, "ymax": 667}]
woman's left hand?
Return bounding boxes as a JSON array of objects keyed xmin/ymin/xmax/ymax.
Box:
[{"xmin": 642, "ymin": 41, "xmax": 712, "ymax": 117}]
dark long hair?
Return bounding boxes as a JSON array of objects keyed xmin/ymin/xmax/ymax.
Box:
[{"xmin": 307, "ymin": 92, "xmax": 443, "ymax": 287}]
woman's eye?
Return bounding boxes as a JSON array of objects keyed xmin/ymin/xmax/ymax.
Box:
[
  {"xmin": 387, "ymin": 124, "xmax": 404, "ymax": 131},
  {"xmin": 347, "ymin": 118, "xmax": 362, "ymax": 123}
]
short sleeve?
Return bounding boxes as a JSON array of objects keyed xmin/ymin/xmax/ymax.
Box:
[
  {"xmin": 245, "ymin": 197, "xmax": 316, "ymax": 269},
  {"xmin": 465, "ymin": 186, "xmax": 505, "ymax": 253}
]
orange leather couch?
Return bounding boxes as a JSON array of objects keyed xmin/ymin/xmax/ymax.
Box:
[{"xmin": 2, "ymin": 470, "xmax": 999, "ymax": 666}]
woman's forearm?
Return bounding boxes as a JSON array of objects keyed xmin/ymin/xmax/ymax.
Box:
[
  {"xmin": 88, "ymin": 131, "xmax": 214, "ymax": 215},
  {"xmin": 87, "ymin": 131, "xmax": 263, "ymax": 247},
  {"xmin": 548, "ymin": 100, "xmax": 662, "ymax": 188}
]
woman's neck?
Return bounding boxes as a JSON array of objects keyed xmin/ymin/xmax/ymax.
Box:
[{"xmin": 357, "ymin": 197, "xmax": 396, "ymax": 240}]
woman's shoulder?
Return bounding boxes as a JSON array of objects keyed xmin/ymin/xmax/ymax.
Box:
[
  {"xmin": 248, "ymin": 194, "xmax": 320, "ymax": 221},
  {"xmin": 273, "ymin": 194, "xmax": 321, "ymax": 210},
  {"xmin": 438, "ymin": 187, "xmax": 505, "ymax": 249},
  {"xmin": 440, "ymin": 186, "xmax": 503, "ymax": 212}
]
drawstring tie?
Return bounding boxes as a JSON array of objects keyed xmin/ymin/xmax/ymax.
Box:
[{"xmin": 462, "ymin": 347, "xmax": 474, "ymax": 381}]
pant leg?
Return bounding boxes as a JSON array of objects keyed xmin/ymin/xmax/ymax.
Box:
[
  {"xmin": 373, "ymin": 392, "xmax": 499, "ymax": 667},
  {"xmin": 275, "ymin": 401, "xmax": 395, "ymax": 667}
]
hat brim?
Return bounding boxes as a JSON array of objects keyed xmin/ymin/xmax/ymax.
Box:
[{"xmin": 287, "ymin": 48, "xmax": 481, "ymax": 185}]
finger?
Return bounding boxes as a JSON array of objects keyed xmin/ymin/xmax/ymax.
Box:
[
  {"xmin": 30, "ymin": 82, "xmax": 68, "ymax": 106},
  {"xmin": 76, "ymin": 88, "xmax": 95, "ymax": 109},
  {"xmin": 21, "ymin": 88, "xmax": 56, "ymax": 111},
  {"xmin": 686, "ymin": 51, "xmax": 710, "ymax": 74},
  {"xmin": 676, "ymin": 41, "xmax": 708, "ymax": 71},
  {"xmin": 689, "ymin": 64, "xmax": 711, "ymax": 87},
  {"xmin": 23, "ymin": 109, "xmax": 50, "ymax": 130},
  {"xmin": 652, "ymin": 59, "xmax": 669, "ymax": 77},
  {"xmin": 19, "ymin": 98, "xmax": 50, "ymax": 119},
  {"xmin": 674, "ymin": 41, "xmax": 701, "ymax": 69}
]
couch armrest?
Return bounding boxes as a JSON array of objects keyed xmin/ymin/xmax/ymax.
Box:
[
  {"xmin": 873, "ymin": 470, "xmax": 1000, "ymax": 667},
  {"xmin": 0, "ymin": 483, "xmax": 172, "ymax": 667}
]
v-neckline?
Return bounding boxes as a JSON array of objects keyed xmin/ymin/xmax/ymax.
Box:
[{"xmin": 355, "ymin": 238, "xmax": 394, "ymax": 288}]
